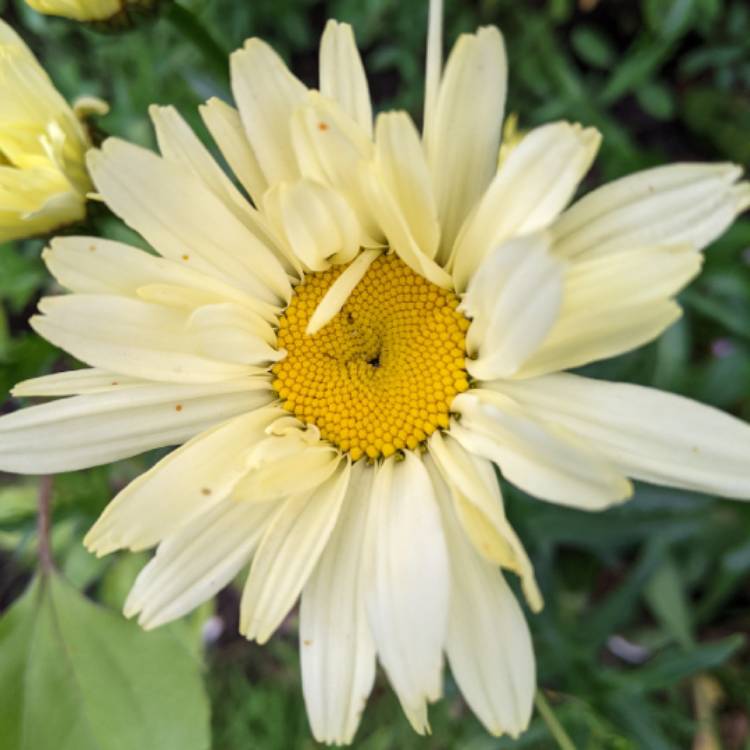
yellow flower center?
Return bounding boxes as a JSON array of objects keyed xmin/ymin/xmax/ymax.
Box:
[{"xmin": 272, "ymin": 253, "xmax": 469, "ymax": 461}]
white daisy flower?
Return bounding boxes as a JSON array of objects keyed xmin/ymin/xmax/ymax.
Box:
[{"xmin": 1, "ymin": 6, "xmax": 749, "ymax": 744}]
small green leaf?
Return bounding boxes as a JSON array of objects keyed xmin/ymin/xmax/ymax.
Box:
[
  {"xmin": 636, "ymin": 80, "xmax": 676, "ymax": 120},
  {"xmin": 571, "ymin": 26, "xmax": 615, "ymax": 69},
  {"xmin": 619, "ymin": 635, "xmax": 744, "ymax": 692},
  {"xmin": 0, "ymin": 573, "xmax": 210, "ymax": 750},
  {"xmin": 644, "ymin": 556, "xmax": 694, "ymax": 648}
]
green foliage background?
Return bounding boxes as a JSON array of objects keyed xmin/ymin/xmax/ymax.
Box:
[{"xmin": 1, "ymin": 0, "xmax": 750, "ymax": 748}]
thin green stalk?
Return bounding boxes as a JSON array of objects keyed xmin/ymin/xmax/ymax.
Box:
[
  {"xmin": 535, "ymin": 689, "xmax": 576, "ymax": 750},
  {"xmin": 163, "ymin": 1, "xmax": 229, "ymax": 87}
]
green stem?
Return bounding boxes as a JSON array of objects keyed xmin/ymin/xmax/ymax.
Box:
[
  {"xmin": 535, "ymin": 689, "xmax": 576, "ymax": 750},
  {"xmin": 163, "ymin": 1, "xmax": 229, "ymax": 87},
  {"xmin": 37, "ymin": 475, "xmax": 54, "ymax": 575}
]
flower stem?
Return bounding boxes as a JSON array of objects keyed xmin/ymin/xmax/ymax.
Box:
[
  {"xmin": 37, "ymin": 475, "xmax": 54, "ymax": 574},
  {"xmin": 163, "ymin": 1, "xmax": 229, "ymax": 88},
  {"xmin": 535, "ymin": 689, "xmax": 576, "ymax": 750}
]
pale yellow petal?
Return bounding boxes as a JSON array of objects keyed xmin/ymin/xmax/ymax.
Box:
[
  {"xmin": 552, "ymin": 162, "xmax": 750, "ymax": 260},
  {"xmin": 124, "ymin": 496, "xmax": 278, "ymax": 629},
  {"xmin": 452, "ymin": 391, "xmax": 632, "ymax": 509},
  {"xmin": 306, "ymin": 248, "xmax": 381, "ymax": 335},
  {"xmin": 200, "ymin": 97, "xmax": 268, "ymax": 204},
  {"xmin": 290, "ymin": 93, "xmax": 380, "ymax": 240},
  {"xmin": 451, "ymin": 122, "xmax": 600, "ymax": 290},
  {"xmin": 87, "ymin": 139, "xmax": 290, "ymax": 304},
  {"xmin": 233, "ymin": 425, "xmax": 342, "ymax": 503},
  {"xmin": 240, "ymin": 461, "xmax": 351, "ymax": 643},
  {"xmin": 366, "ymin": 454, "xmax": 449, "ymax": 734},
  {"xmin": 424, "ymin": 26, "xmax": 507, "ymax": 262},
  {"xmin": 187, "ymin": 303, "xmax": 281, "ymax": 364},
  {"xmin": 84, "ymin": 405, "xmax": 284, "ymax": 555},
  {"xmin": 12, "ymin": 368, "xmax": 143, "ymax": 397},
  {"xmin": 230, "ymin": 38, "xmax": 307, "ymax": 186},
  {"xmin": 431, "ymin": 468, "xmax": 535, "ymax": 738},
  {"xmin": 0, "ymin": 379, "xmax": 271, "ymax": 474},
  {"xmin": 265, "ymin": 178, "xmax": 361, "ymax": 272},
  {"xmin": 498, "ymin": 373, "xmax": 750, "ymax": 499},
  {"xmin": 374, "ymin": 111, "xmax": 439, "ymax": 259},
  {"xmin": 43, "ymin": 235, "xmax": 281, "ymax": 323},
  {"xmin": 358, "ymin": 163, "xmax": 452, "ymax": 288},
  {"xmin": 31, "ymin": 295, "xmax": 260, "ymax": 384},
  {"xmin": 462, "ymin": 234, "xmax": 563, "ymax": 380},
  {"xmin": 428, "ymin": 432, "xmax": 542, "ymax": 612},
  {"xmin": 319, "ymin": 20, "xmax": 372, "ymax": 137},
  {"xmin": 516, "ymin": 245, "xmax": 702, "ymax": 378},
  {"xmin": 300, "ymin": 462, "xmax": 376, "ymax": 745}
]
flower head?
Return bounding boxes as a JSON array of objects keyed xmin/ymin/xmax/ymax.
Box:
[
  {"xmin": 24, "ymin": 0, "xmax": 159, "ymax": 24},
  {"xmin": 1, "ymin": 11, "xmax": 749, "ymax": 745},
  {"xmin": 0, "ymin": 20, "xmax": 100, "ymax": 242}
]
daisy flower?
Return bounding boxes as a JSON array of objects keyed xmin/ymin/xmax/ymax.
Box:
[
  {"xmin": 1, "ymin": 6, "xmax": 750, "ymax": 744},
  {"xmin": 0, "ymin": 19, "xmax": 102, "ymax": 242}
]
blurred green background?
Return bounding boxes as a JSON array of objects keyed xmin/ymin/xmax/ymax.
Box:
[{"xmin": 1, "ymin": 0, "xmax": 750, "ymax": 748}]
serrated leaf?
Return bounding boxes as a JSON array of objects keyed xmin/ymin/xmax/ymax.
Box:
[{"xmin": 0, "ymin": 573, "xmax": 210, "ymax": 750}]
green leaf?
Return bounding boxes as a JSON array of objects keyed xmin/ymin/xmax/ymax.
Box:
[
  {"xmin": 644, "ymin": 556, "xmax": 694, "ymax": 648},
  {"xmin": 0, "ymin": 573, "xmax": 210, "ymax": 750},
  {"xmin": 571, "ymin": 26, "xmax": 615, "ymax": 69},
  {"xmin": 636, "ymin": 80, "xmax": 676, "ymax": 120},
  {"xmin": 618, "ymin": 635, "xmax": 744, "ymax": 693}
]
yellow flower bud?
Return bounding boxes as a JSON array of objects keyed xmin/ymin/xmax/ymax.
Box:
[
  {"xmin": 23, "ymin": 0, "xmax": 160, "ymax": 24},
  {"xmin": 0, "ymin": 20, "xmax": 102, "ymax": 243}
]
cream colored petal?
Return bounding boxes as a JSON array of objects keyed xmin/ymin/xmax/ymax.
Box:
[
  {"xmin": 307, "ymin": 248, "xmax": 381, "ymax": 335},
  {"xmin": 552, "ymin": 163, "xmax": 750, "ymax": 260},
  {"xmin": 498, "ymin": 373, "xmax": 750, "ymax": 499},
  {"xmin": 358, "ymin": 164, "xmax": 452, "ymax": 288},
  {"xmin": 319, "ymin": 20, "xmax": 372, "ymax": 137},
  {"xmin": 12, "ymin": 368, "xmax": 144, "ymax": 396},
  {"xmin": 124, "ymin": 497, "xmax": 278, "ymax": 629},
  {"xmin": 452, "ymin": 391, "xmax": 632, "ymax": 509},
  {"xmin": 290, "ymin": 93, "xmax": 379, "ymax": 240},
  {"xmin": 84, "ymin": 405, "xmax": 284, "ymax": 555},
  {"xmin": 300, "ymin": 461, "xmax": 376, "ymax": 745},
  {"xmin": 43, "ymin": 235, "xmax": 281, "ymax": 323},
  {"xmin": 230, "ymin": 38, "xmax": 307, "ymax": 186},
  {"xmin": 516, "ymin": 245, "xmax": 702, "ymax": 378},
  {"xmin": 424, "ymin": 26, "xmax": 507, "ymax": 262},
  {"xmin": 0, "ymin": 379, "xmax": 271, "ymax": 474},
  {"xmin": 150, "ymin": 104, "xmax": 293, "ymax": 276},
  {"xmin": 87, "ymin": 139, "xmax": 290, "ymax": 304},
  {"xmin": 428, "ymin": 432, "xmax": 542, "ymax": 612},
  {"xmin": 151, "ymin": 104, "xmax": 251, "ymax": 214},
  {"xmin": 451, "ymin": 122, "xmax": 601, "ymax": 290},
  {"xmin": 187, "ymin": 303, "xmax": 281, "ymax": 365},
  {"xmin": 374, "ymin": 111, "xmax": 440, "ymax": 259},
  {"xmin": 31, "ymin": 295, "xmax": 260, "ymax": 384},
  {"xmin": 240, "ymin": 461, "xmax": 351, "ymax": 643},
  {"xmin": 366, "ymin": 453, "xmax": 449, "ymax": 734},
  {"xmin": 463, "ymin": 234, "xmax": 563, "ymax": 380},
  {"xmin": 265, "ymin": 178, "xmax": 361, "ymax": 272},
  {"xmin": 430, "ymin": 467, "xmax": 535, "ymax": 738},
  {"xmin": 200, "ymin": 97, "xmax": 268, "ymax": 205},
  {"xmin": 233, "ymin": 425, "xmax": 342, "ymax": 503}
]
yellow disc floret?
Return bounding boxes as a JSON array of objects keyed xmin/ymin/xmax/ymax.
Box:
[{"xmin": 272, "ymin": 253, "xmax": 469, "ymax": 460}]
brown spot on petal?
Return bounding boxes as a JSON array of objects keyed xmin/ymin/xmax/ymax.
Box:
[
  {"xmin": 201, "ymin": 487, "xmax": 212, "ymax": 496},
  {"xmin": 317, "ymin": 122, "xmax": 329, "ymax": 131},
  {"xmin": 182, "ymin": 254, "xmax": 190, "ymax": 261},
  {"xmin": 175, "ymin": 404, "xmax": 183, "ymax": 412},
  {"xmin": 303, "ymin": 639, "xmax": 312, "ymax": 646}
]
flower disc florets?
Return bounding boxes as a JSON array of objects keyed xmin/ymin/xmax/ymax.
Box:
[{"xmin": 272, "ymin": 253, "xmax": 470, "ymax": 460}]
